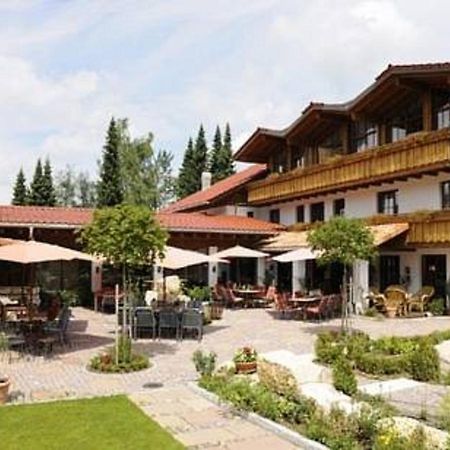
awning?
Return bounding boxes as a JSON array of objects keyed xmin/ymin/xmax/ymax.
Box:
[
  {"xmin": 214, "ymin": 245, "xmax": 268, "ymax": 259},
  {"xmin": 260, "ymin": 222, "xmax": 409, "ymax": 253}
]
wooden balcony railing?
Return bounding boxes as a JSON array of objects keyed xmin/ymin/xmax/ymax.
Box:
[
  {"xmin": 408, "ymin": 212, "xmax": 450, "ymax": 245},
  {"xmin": 247, "ymin": 129, "xmax": 450, "ymax": 205}
]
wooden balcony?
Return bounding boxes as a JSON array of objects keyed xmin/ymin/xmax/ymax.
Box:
[
  {"xmin": 408, "ymin": 211, "xmax": 450, "ymax": 246},
  {"xmin": 247, "ymin": 129, "xmax": 450, "ymax": 205}
]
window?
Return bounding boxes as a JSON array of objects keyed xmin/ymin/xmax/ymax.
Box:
[
  {"xmin": 350, "ymin": 121, "xmax": 378, "ymax": 152},
  {"xmin": 272, "ymin": 151, "xmax": 287, "ymax": 174},
  {"xmin": 387, "ymin": 94, "xmax": 423, "ymax": 142},
  {"xmin": 296, "ymin": 205, "xmax": 305, "ymax": 223},
  {"xmin": 441, "ymin": 181, "xmax": 450, "ymax": 209},
  {"xmin": 377, "ymin": 190, "xmax": 398, "ymax": 215},
  {"xmin": 247, "ymin": 211, "xmax": 254, "ymax": 218},
  {"xmin": 310, "ymin": 202, "xmax": 324, "ymax": 222},
  {"xmin": 433, "ymin": 91, "xmax": 450, "ymax": 130},
  {"xmin": 269, "ymin": 209, "xmax": 280, "ymax": 224},
  {"xmin": 333, "ymin": 198, "xmax": 345, "ymax": 216}
]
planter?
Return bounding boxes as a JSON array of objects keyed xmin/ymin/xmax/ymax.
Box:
[
  {"xmin": 385, "ymin": 307, "xmax": 397, "ymax": 318},
  {"xmin": 202, "ymin": 303, "xmax": 212, "ymax": 324},
  {"xmin": 0, "ymin": 377, "xmax": 10, "ymax": 404},
  {"xmin": 235, "ymin": 361, "xmax": 257, "ymax": 374},
  {"xmin": 211, "ymin": 303, "xmax": 224, "ymax": 320}
]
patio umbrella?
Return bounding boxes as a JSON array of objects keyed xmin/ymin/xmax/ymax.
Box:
[
  {"xmin": 214, "ymin": 245, "xmax": 268, "ymax": 259},
  {"xmin": 0, "ymin": 240, "xmax": 96, "ymax": 264},
  {"xmin": 157, "ymin": 246, "xmax": 226, "ymax": 270},
  {"xmin": 272, "ymin": 247, "xmax": 320, "ymax": 263},
  {"xmin": 213, "ymin": 246, "xmax": 268, "ymax": 284}
]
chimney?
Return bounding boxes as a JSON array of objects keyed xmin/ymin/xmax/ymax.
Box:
[{"xmin": 201, "ymin": 171, "xmax": 212, "ymax": 191}]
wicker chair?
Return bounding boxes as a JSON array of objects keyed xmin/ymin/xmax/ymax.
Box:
[
  {"xmin": 367, "ymin": 287, "xmax": 386, "ymax": 311},
  {"xmin": 408, "ymin": 286, "xmax": 435, "ymax": 315},
  {"xmin": 384, "ymin": 286, "xmax": 408, "ymax": 317}
]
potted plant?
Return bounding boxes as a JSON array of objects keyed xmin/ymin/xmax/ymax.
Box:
[
  {"xmin": 233, "ymin": 347, "xmax": 258, "ymax": 374},
  {"xmin": 0, "ymin": 333, "xmax": 10, "ymax": 404}
]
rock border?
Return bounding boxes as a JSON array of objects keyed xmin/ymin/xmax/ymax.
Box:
[{"xmin": 188, "ymin": 381, "xmax": 328, "ymax": 450}]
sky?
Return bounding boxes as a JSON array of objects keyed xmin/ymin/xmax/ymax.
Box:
[{"xmin": 1, "ymin": 0, "xmax": 450, "ymax": 203}]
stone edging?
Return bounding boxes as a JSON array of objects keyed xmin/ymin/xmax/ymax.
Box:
[{"xmin": 187, "ymin": 381, "xmax": 328, "ymax": 450}]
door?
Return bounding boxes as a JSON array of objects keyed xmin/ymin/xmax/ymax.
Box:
[
  {"xmin": 422, "ymin": 254, "xmax": 446, "ymax": 298},
  {"xmin": 379, "ymin": 255, "xmax": 400, "ymax": 291}
]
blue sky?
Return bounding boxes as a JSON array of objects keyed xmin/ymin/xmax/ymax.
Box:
[{"xmin": 1, "ymin": 0, "xmax": 450, "ymax": 202}]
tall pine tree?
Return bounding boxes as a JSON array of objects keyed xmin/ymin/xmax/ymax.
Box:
[
  {"xmin": 97, "ymin": 117, "xmax": 123, "ymax": 207},
  {"xmin": 219, "ymin": 122, "xmax": 235, "ymax": 180},
  {"xmin": 43, "ymin": 158, "xmax": 56, "ymax": 206},
  {"xmin": 176, "ymin": 137, "xmax": 197, "ymax": 199},
  {"xmin": 209, "ymin": 125, "xmax": 222, "ymax": 183},
  {"xmin": 191, "ymin": 124, "xmax": 209, "ymax": 190},
  {"xmin": 12, "ymin": 168, "xmax": 28, "ymax": 205},
  {"xmin": 28, "ymin": 159, "xmax": 48, "ymax": 206}
]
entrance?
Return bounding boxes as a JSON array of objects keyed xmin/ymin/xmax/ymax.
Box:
[
  {"xmin": 422, "ymin": 254, "xmax": 446, "ymax": 298},
  {"xmin": 379, "ymin": 255, "xmax": 400, "ymax": 291}
]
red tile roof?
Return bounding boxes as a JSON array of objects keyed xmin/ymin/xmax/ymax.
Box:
[
  {"xmin": 0, "ymin": 205, "xmax": 93, "ymax": 226},
  {"xmin": 157, "ymin": 212, "xmax": 284, "ymax": 234},
  {"xmin": 162, "ymin": 164, "xmax": 267, "ymax": 213},
  {"xmin": 0, "ymin": 205, "xmax": 283, "ymax": 235}
]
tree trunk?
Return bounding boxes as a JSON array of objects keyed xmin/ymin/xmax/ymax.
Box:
[{"xmin": 341, "ymin": 266, "xmax": 348, "ymax": 333}]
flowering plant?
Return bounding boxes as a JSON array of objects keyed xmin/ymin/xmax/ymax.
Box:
[{"xmin": 233, "ymin": 347, "xmax": 257, "ymax": 364}]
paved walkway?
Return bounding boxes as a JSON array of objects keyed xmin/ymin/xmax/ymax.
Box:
[{"xmin": 130, "ymin": 386, "xmax": 299, "ymax": 449}]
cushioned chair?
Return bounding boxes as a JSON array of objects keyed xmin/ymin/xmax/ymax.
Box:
[
  {"xmin": 158, "ymin": 310, "xmax": 180, "ymax": 340},
  {"xmin": 181, "ymin": 309, "xmax": 203, "ymax": 341},
  {"xmin": 408, "ymin": 286, "xmax": 435, "ymax": 315},
  {"xmin": 134, "ymin": 308, "xmax": 156, "ymax": 339}
]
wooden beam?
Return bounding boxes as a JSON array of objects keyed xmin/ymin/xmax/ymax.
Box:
[
  {"xmin": 422, "ymin": 89, "xmax": 433, "ymax": 131},
  {"xmin": 395, "ymin": 77, "xmax": 426, "ymax": 92}
]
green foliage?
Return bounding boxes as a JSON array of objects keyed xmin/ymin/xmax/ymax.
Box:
[
  {"xmin": 308, "ymin": 216, "xmax": 377, "ymax": 267},
  {"xmin": 233, "ymin": 347, "xmax": 257, "ymax": 363},
  {"xmin": 28, "ymin": 158, "xmax": 48, "ymax": 206},
  {"xmin": 97, "ymin": 117, "xmax": 123, "ymax": 207},
  {"xmin": 333, "ymin": 357, "xmax": 357, "ymax": 396},
  {"xmin": 55, "ymin": 166, "xmax": 97, "ymax": 207},
  {"xmin": 316, "ymin": 330, "xmax": 445, "ymax": 382},
  {"xmin": 12, "ymin": 168, "xmax": 28, "ymax": 205},
  {"xmin": 438, "ymin": 392, "xmax": 450, "ymax": 431},
  {"xmin": 210, "ymin": 123, "xmax": 235, "ymax": 183},
  {"xmin": 89, "ymin": 335, "xmax": 149, "ymax": 373},
  {"xmin": 409, "ymin": 340, "xmax": 440, "ymax": 382},
  {"xmin": 187, "ymin": 286, "xmax": 211, "ymax": 302},
  {"xmin": 0, "ymin": 332, "xmax": 9, "ymax": 352},
  {"xmin": 177, "ymin": 137, "xmax": 197, "ymax": 199},
  {"xmin": 58, "ymin": 290, "xmax": 79, "ymax": 307},
  {"xmin": 81, "ymin": 204, "xmax": 167, "ymax": 269},
  {"xmin": 192, "ymin": 124, "xmax": 209, "ymax": 183},
  {"xmin": 118, "ymin": 119, "xmax": 175, "ymax": 208},
  {"xmin": 42, "ymin": 158, "xmax": 56, "ymax": 206},
  {"xmin": 428, "ymin": 298, "xmax": 445, "ymax": 316},
  {"xmin": 257, "ymin": 359, "xmax": 298, "ymax": 399},
  {"xmin": 192, "ymin": 350, "xmax": 217, "ymax": 377}
]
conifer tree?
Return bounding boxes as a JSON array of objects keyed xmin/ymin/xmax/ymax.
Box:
[
  {"xmin": 209, "ymin": 125, "xmax": 222, "ymax": 183},
  {"xmin": 176, "ymin": 137, "xmax": 197, "ymax": 199},
  {"xmin": 43, "ymin": 158, "xmax": 56, "ymax": 206},
  {"xmin": 28, "ymin": 159, "xmax": 48, "ymax": 206},
  {"xmin": 219, "ymin": 122, "xmax": 235, "ymax": 180},
  {"xmin": 12, "ymin": 168, "xmax": 28, "ymax": 205},
  {"xmin": 97, "ymin": 117, "xmax": 123, "ymax": 207}
]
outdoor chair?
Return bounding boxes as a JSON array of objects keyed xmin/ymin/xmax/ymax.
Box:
[
  {"xmin": 181, "ymin": 309, "xmax": 203, "ymax": 341},
  {"xmin": 134, "ymin": 308, "xmax": 156, "ymax": 339},
  {"xmin": 158, "ymin": 310, "xmax": 180, "ymax": 340},
  {"xmin": 304, "ymin": 295, "xmax": 330, "ymax": 321},
  {"xmin": 225, "ymin": 288, "xmax": 244, "ymax": 309},
  {"xmin": 44, "ymin": 306, "xmax": 71, "ymax": 345},
  {"xmin": 384, "ymin": 286, "xmax": 408, "ymax": 317},
  {"xmin": 367, "ymin": 287, "xmax": 386, "ymax": 311},
  {"xmin": 408, "ymin": 286, "xmax": 435, "ymax": 315},
  {"xmin": 274, "ymin": 293, "xmax": 297, "ymax": 319}
]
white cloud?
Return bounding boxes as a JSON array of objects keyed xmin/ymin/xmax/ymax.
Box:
[{"xmin": 1, "ymin": 0, "xmax": 450, "ymax": 202}]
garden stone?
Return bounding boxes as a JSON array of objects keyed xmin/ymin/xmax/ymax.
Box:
[
  {"xmin": 359, "ymin": 378, "xmax": 421, "ymax": 396},
  {"xmin": 378, "ymin": 416, "xmax": 449, "ymax": 449},
  {"xmin": 300, "ymin": 382, "xmax": 359, "ymax": 414},
  {"xmin": 259, "ymin": 350, "xmax": 332, "ymax": 385},
  {"xmin": 436, "ymin": 340, "xmax": 450, "ymax": 370}
]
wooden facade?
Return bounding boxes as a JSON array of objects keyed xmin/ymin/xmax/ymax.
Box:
[{"xmin": 247, "ymin": 128, "xmax": 450, "ymax": 205}]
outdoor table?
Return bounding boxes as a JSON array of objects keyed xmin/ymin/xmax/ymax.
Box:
[
  {"xmin": 288, "ymin": 296, "xmax": 321, "ymax": 320},
  {"xmin": 233, "ymin": 289, "xmax": 262, "ymax": 308}
]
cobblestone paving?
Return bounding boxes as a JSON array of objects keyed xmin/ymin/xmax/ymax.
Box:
[
  {"xmin": 130, "ymin": 386, "xmax": 299, "ymax": 449},
  {"xmin": 2, "ymin": 308, "xmax": 450, "ymax": 447}
]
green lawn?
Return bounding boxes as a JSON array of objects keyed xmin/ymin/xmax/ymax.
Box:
[{"xmin": 0, "ymin": 395, "xmax": 185, "ymax": 450}]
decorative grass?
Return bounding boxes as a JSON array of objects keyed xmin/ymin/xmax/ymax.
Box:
[{"xmin": 0, "ymin": 395, "xmax": 184, "ymax": 450}]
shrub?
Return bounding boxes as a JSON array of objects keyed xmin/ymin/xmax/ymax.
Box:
[
  {"xmin": 332, "ymin": 357, "xmax": 357, "ymax": 396},
  {"xmin": 354, "ymin": 352, "xmax": 410, "ymax": 376},
  {"xmin": 409, "ymin": 340, "xmax": 440, "ymax": 382},
  {"xmin": 438, "ymin": 392, "xmax": 450, "ymax": 432},
  {"xmin": 428, "ymin": 298, "xmax": 446, "ymax": 316},
  {"xmin": 257, "ymin": 359, "xmax": 298, "ymax": 399},
  {"xmin": 315, "ymin": 331, "xmax": 344, "ymax": 364},
  {"xmin": 192, "ymin": 350, "xmax": 217, "ymax": 377},
  {"xmin": 89, "ymin": 334, "xmax": 149, "ymax": 373}
]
